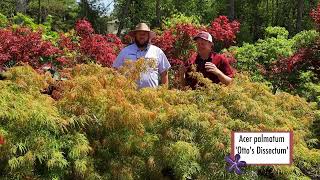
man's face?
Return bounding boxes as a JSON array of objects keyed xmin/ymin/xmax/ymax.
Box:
[
  {"xmin": 196, "ymin": 38, "xmax": 212, "ymax": 55},
  {"xmin": 135, "ymin": 31, "xmax": 149, "ymax": 48}
]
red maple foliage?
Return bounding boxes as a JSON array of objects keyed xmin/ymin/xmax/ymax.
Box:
[
  {"xmin": 75, "ymin": 19, "xmax": 94, "ymax": 37},
  {"xmin": 269, "ymin": 43, "xmax": 320, "ymax": 93},
  {"xmin": 271, "ymin": 49, "xmax": 305, "ymax": 74},
  {"xmin": 0, "ymin": 136, "xmax": 5, "ymax": 145},
  {"xmin": 310, "ymin": 3, "xmax": 320, "ymax": 29},
  {"xmin": 208, "ymin": 16, "xmax": 240, "ymax": 45},
  {"xmin": 159, "ymin": 24, "xmax": 200, "ymax": 65},
  {"xmin": 75, "ymin": 19, "xmax": 123, "ymax": 67},
  {"xmin": 0, "ymin": 17, "xmax": 237, "ymax": 71},
  {"xmin": 271, "ymin": 3, "xmax": 320, "ymax": 75},
  {"xmin": 0, "ymin": 27, "xmax": 62, "ymax": 69},
  {"xmin": 152, "ymin": 30, "xmax": 175, "ymax": 54},
  {"xmin": 0, "ymin": 19, "xmax": 123, "ymax": 70},
  {"xmin": 152, "ymin": 16, "xmax": 240, "ymax": 66},
  {"xmin": 80, "ymin": 34, "xmax": 119, "ymax": 66},
  {"xmin": 58, "ymin": 19, "xmax": 123, "ymax": 67},
  {"xmin": 58, "ymin": 33, "xmax": 79, "ymax": 51},
  {"xmin": 272, "ymin": 42, "xmax": 320, "ymax": 74},
  {"xmin": 266, "ymin": 4, "xmax": 320, "ymax": 93}
]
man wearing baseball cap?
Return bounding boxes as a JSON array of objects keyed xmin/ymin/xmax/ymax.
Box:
[
  {"xmin": 185, "ymin": 31, "xmax": 234, "ymax": 88},
  {"xmin": 113, "ymin": 23, "xmax": 171, "ymax": 89}
]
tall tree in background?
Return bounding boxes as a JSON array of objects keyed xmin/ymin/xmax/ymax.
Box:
[
  {"xmin": 37, "ymin": 0, "xmax": 40, "ymax": 24},
  {"xmin": 113, "ymin": 0, "xmax": 216, "ymax": 34},
  {"xmin": 234, "ymin": 0, "xmax": 318, "ymax": 42},
  {"xmin": 296, "ymin": 0, "xmax": 304, "ymax": 33},
  {"xmin": 27, "ymin": 0, "xmax": 79, "ymax": 30},
  {"xmin": 0, "ymin": 0, "xmax": 16, "ymax": 17},
  {"xmin": 116, "ymin": 0, "xmax": 132, "ymax": 36},
  {"xmin": 78, "ymin": 0, "xmax": 110, "ymax": 33},
  {"xmin": 155, "ymin": 0, "xmax": 161, "ymax": 27},
  {"xmin": 228, "ymin": 0, "xmax": 235, "ymax": 20},
  {"xmin": 16, "ymin": 0, "xmax": 29, "ymax": 13},
  {"xmin": 1, "ymin": 0, "xmax": 318, "ymax": 43}
]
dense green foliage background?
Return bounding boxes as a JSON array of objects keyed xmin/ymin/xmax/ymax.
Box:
[
  {"xmin": 1, "ymin": 0, "xmax": 319, "ymax": 42},
  {"xmin": 0, "ymin": 1, "xmax": 320, "ymax": 179}
]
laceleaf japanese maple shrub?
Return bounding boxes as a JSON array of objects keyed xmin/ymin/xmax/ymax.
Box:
[
  {"xmin": 0, "ymin": 14, "xmax": 123, "ymax": 71},
  {"xmin": 0, "ymin": 66, "xmax": 97, "ymax": 179},
  {"xmin": 227, "ymin": 3, "xmax": 320, "ymax": 101},
  {"xmin": 55, "ymin": 19, "xmax": 123, "ymax": 68},
  {"xmin": 310, "ymin": 3, "xmax": 320, "ymax": 30},
  {"xmin": 226, "ymin": 25, "xmax": 319, "ymax": 95},
  {"xmin": 74, "ymin": 19, "xmax": 123, "ymax": 67},
  {"xmin": 268, "ymin": 3, "xmax": 320, "ymax": 105},
  {"xmin": 268, "ymin": 10, "xmax": 320, "ymax": 160},
  {"xmin": 0, "ymin": 26, "xmax": 63, "ymax": 70},
  {"xmin": 0, "ymin": 62, "xmax": 319, "ymax": 179},
  {"xmin": 54, "ymin": 62, "xmax": 320, "ymax": 179}
]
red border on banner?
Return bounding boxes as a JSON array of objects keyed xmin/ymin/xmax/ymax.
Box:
[{"xmin": 231, "ymin": 131, "xmax": 293, "ymax": 166}]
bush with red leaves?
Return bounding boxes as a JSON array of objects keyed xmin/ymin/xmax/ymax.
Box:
[
  {"xmin": 0, "ymin": 17, "xmax": 237, "ymax": 72},
  {"xmin": 271, "ymin": 41, "xmax": 320, "ymax": 80},
  {"xmin": 269, "ymin": 4, "xmax": 320, "ymax": 98},
  {"xmin": 152, "ymin": 16, "xmax": 240, "ymax": 66},
  {"xmin": 80, "ymin": 34, "xmax": 119, "ymax": 66},
  {"xmin": 75, "ymin": 19, "xmax": 94, "ymax": 37},
  {"xmin": 60, "ymin": 19, "xmax": 123, "ymax": 67},
  {"xmin": 0, "ymin": 19, "xmax": 123, "ymax": 71},
  {"xmin": 208, "ymin": 16, "xmax": 240, "ymax": 45},
  {"xmin": 58, "ymin": 33, "xmax": 79, "ymax": 51},
  {"xmin": 311, "ymin": 3, "xmax": 320, "ymax": 30},
  {"xmin": 0, "ymin": 27, "xmax": 62, "ymax": 70},
  {"xmin": 272, "ymin": 3, "xmax": 320, "ymax": 74},
  {"xmin": 268, "ymin": 40, "xmax": 320, "ymax": 105}
]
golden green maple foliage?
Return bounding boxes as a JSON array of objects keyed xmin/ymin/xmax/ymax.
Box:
[
  {"xmin": 0, "ymin": 61, "xmax": 319, "ymax": 179},
  {"xmin": 0, "ymin": 66, "xmax": 96, "ymax": 179}
]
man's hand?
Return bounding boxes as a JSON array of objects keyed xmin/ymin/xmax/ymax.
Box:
[
  {"xmin": 205, "ymin": 62, "xmax": 232, "ymax": 85},
  {"xmin": 205, "ymin": 62, "xmax": 221, "ymax": 75}
]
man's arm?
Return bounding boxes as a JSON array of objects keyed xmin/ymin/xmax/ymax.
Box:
[
  {"xmin": 112, "ymin": 49, "xmax": 126, "ymax": 69},
  {"xmin": 214, "ymin": 69, "xmax": 232, "ymax": 85},
  {"xmin": 158, "ymin": 49, "xmax": 171, "ymax": 86},
  {"xmin": 205, "ymin": 62, "xmax": 233, "ymax": 85},
  {"xmin": 160, "ymin": 70, "xmax": 169, "ymax": 85}
]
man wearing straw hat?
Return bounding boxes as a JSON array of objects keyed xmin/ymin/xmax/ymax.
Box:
[{"xmin": 113, "ymin": 23, "xmax": 171, "ymax": 89}]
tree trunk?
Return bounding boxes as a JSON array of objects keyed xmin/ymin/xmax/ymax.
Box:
[
  {"xmin": 266, "ymin": 0, "xmax": 268, "ymax": 17},
  {"xmin": 117, "ymin": 0, "xmax": 132, "ymax": 37},
  {"xmin": 15, "ymin": 0, "xmax": 28, "ymax": 13},
  {"xmin": 271, "ymin": 0, "xmax": 274, "ymax": 24},
  {"xmin": 228, "ymin": 0, "xmax": 235, "ymax": 20},
  {"xmin": 252, "ymin": 1, "xmax": 259, "ymax": 41},
  {"xmin": 155, "ymin": 0, "xmax": 161, "ymax": 27},
  {"xmin": 310, "ymin": 0, "xmax": 316, "ymax": 7},
  {"xmin": 275, "ymin": 0, "xmax": 279, "ymax": 25},
  {"xmin": 38, "ymin": 0, "xmax": 41, "ymax": 24},
  {"xmin": 296, "ymin": 0, "xmax": 304, "ymax": 33}
]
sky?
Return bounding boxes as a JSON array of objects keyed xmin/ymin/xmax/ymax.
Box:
[
  {"xmin": 76, "ymin": 0, "xmax": 115, "ymax": 14},
  {"xmin": 102, "ymin": 0, "xmax": 114, "ymax": 10},
  {"xmin": 101, "ymin": 0, "xmax": 114, "ymax": 15}
]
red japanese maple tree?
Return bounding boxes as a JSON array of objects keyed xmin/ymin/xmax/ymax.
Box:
[
  {"xmin": 0, "ymin": 27, "xmax": 62, "ymax": 70},
  {"xmin": 152, "ymin": 16, "xmax": 240, "ymax": 66}
]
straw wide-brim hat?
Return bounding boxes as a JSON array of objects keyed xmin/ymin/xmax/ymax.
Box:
[{"xmin": 128, "ymin": 23, "xmax": 156, "ymax": 39}]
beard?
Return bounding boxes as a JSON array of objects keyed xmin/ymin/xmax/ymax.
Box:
[{"xmin": 135, "ymin": 38, "xmax": 149, "ymax": 48}]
